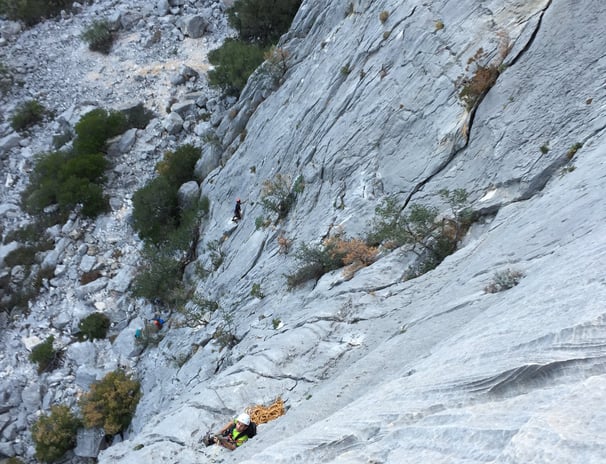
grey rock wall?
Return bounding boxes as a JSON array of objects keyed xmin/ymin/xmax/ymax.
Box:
[
  {"xmin": 1, "ymin": 0, "xmax": 605, "ymax": 462},
  {"xmin": 97, "ymin": 0, "xmax": 606, "ymax": 463}
]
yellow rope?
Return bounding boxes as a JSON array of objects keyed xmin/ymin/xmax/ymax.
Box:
[{"xmin": 246, "ymin": 397, "xmax": 285, "ymax": 425}]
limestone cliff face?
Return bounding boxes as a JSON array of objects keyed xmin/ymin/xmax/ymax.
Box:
[{"xmin": 100, "ymin": 0, "xmax": 606, "ymax": 463}]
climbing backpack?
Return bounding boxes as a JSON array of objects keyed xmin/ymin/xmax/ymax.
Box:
[{"xmin": 246, "ymin": 421, "xmax": 257, "ymax": 439}]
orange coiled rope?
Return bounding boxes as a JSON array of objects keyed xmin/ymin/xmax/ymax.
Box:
[{"xmin": 246, "ymin": 397, "xmax": 285, "ymax": 425}]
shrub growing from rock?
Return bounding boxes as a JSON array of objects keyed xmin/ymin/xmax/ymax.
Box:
[
  {"xmin": 155, "ymin": 144, "xmax": 202, "ymax": 186},
  {"xmin": 22, "ymin": 150, "xmax": 109, "ymax": 217},
  {"xmin": 485, "ymin": 269, "xmax": 525, "ymax": 293},
  {"xmin": 10, "ymin": 99, "xmax": 48, "ymax": 132},
  {"xmin": 132, "ymin": 176, "xmax": 179, "ymax": 243},
  {"xmin": 82, "ymin": 19, "xmax": 114, "ymax": 54},
  {"xmin": 286, "ymin": 240, "xmax": 346, "ymax": 288},
  {"xmin": 80, "ymin": 370, "xmax": 141, "ymax": 436},
  {"xmin": 21, "ymin": 107, "xmax": 137, "ymax": 219},
  {"xmin": 132, "ymin": 144, "xmax": 201, "ymax": 244},
  {"xmin": 260, "ymin": 173, "xmax": 304, "ymax": 222},
  {"xmin": 30, "ymin": 335, "xmax": 61, "ymax": 373},
  {"xmin": 72, "ymin": 108, "xmax": 128, "ymax": 156},
  {"xmin": 78, "ymin": 312, "xmax": 111, "ymax": 341},
  {"xmin": 368, "ymin": 189, "xmax": 472, "ymax": 275},
  {"xmin": 227, "ymin": 0, "xmax": 302, "ymax": 46},
  {"xmin": 263, "ymin": 46, "xmax": 291, "ymax": 86},
  {"xmin": 207, "ymin": 38, "xmax": 266, "ymax": 97},
  {"xmin": 30, "ymin": 404, "xmax": 81, "ymax": 463},
  {"xmin": 286, "ymin": 233, "xmax": 378, "ymax": 287},
  {"xmin": 122, "ymin": 102, "xmax": 155, "ymax": 129},
  {"xmin": 130, "ymin": 144, "xmax": 204, "ymax": 303},
  {"xmin": 131, "ymin": 243, "xmax": 187, "ymax": 307}
]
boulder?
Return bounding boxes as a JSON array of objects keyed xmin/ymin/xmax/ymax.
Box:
[
  {"xmin": 163, "ymin": 112, "xmax": 183, "ymax": 135},
  {"xmin": 75, "ymin": 428, "xmax": 106, "ymax": 458},
  {"xmin": 177, "ymin": 181, "xmax": 200, "ymax": 210}
]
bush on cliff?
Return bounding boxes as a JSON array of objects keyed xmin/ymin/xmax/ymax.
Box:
[
  {"xmin": 80, "ymin": 370, "xmax": 141, "ymax": 436},
  {"xmin": 31, "ymin": 404, "xmax": 80, "ymax": 463},
  {"xmin": 207, "ymin": 39, "xmax": 266, "ymax": 97}
]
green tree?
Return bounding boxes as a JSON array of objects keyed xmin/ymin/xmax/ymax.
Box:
[
  {"xmin": 367, "ymin": 190, "xmax": 472, "ymax": 273},
  {"xmin": 56, "ymin": 176, "xmax": 108, "ymax": 217},
  {"xmin": 31, "ymin": 404, "xmax": 81, "ymax": 463},
  {"xmin": 207, "ymin": 38, "xmax": 266, "ymax": 97},
  {"xmin": 61, "ymin": 152, "xmax": 108, "ymax": 182},
  {"xmin": 131, "ymin": 176, "xmax": 179, "ymax": 244},
  {"xmin": 228, "ymin": 0, "xmax": 302, "ymax": 46},
  {"xmin": 366, "ymin": 196, "xmax": 407, "ymax": 247},
  {"xmin": 78, "ymin": 312, "xmax": 111, "ymax": 341},
  {"xmin": 79, "ymin": 370, "xmax": 141, "ymax": 436},
  {"xmin": 156, "ymin": 144, "xmax": 201, "ymax": 185},
  {"xmin": 23, "ymin": 151, "xmax": 109, "ymax": 217},
  {"xmin": 72, "ymin": 108, "xmax": 127, "ymax": 156},
  {"xmin": 131, "ymin": 243, "xmax": 186, "ymax": 307}
]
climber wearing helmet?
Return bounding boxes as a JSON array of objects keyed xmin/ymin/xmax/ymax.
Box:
[
  {"xmin": 209, "ymin": 412, "xmax": 256, "ymax": 450},
  {"xmin": 232, "ymin": 198, "xmax": 242, "ymax": 222}
]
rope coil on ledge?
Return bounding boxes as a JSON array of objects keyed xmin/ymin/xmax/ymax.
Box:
[{"xmin": 246, "ymin": 397, "xmax": 285, "ymax": 424}]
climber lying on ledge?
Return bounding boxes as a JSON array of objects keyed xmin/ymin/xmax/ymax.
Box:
[{"xmin": 203, "ymin": 413, "xmax": 257, "ymax": 450}]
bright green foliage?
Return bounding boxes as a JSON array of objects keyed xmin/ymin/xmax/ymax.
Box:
[
  {"xmin": 30, "ymin": 335, "xmax": 60, "ymax": 374},
  {"xmin": 73, "ymin": 108, "xmax": 128, "ymax": 156},
  {"xmin": 81, "ymin": 20, "xmax": 114, "ymax": 54},
  {"xmin": 207, "ymin": 38, "xmax": 266, "ymax": 97},
  {"xmin": 58, "ymin": 177, "xmax": 108, "ymax": 217},
  {"xmin": 78, "ymin": 312, "xmax": 111, "ymax": 341},
  {"xmin": 0, "ymin": 0, "xmax": 73, "ymax": 26},
  {"xmin": 31, "ymin": 404, "xmax": 81, "ymax": 463},
  {"xmin": 10, "ymin": 99, "xmax": 48, "ymax": 132},
  {"xmin": 156, "ymin": 144, "xmax": 201, "ymax": 185},
  {"xmin": 80, "ymin": 370, "xmax": 142, "ymax": 436},
  {"xmin": 227, "ymin": 0, "xmax": 302, "ymax": 46},
  {"xmin": 20, "ymin": 106, "xmax": 146, "ymax": 222}
]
